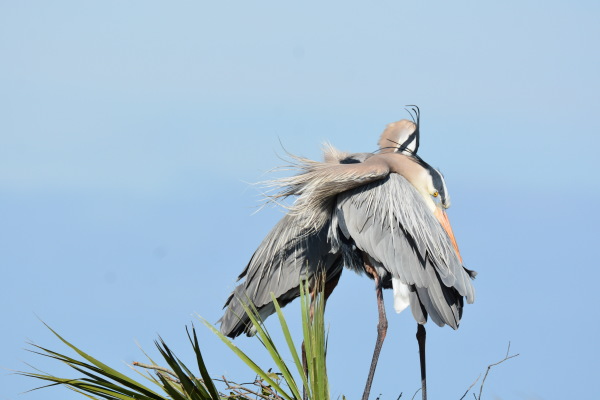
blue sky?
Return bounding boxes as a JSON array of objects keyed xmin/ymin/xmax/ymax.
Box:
[{"xmin": 1, "ymin": 1, "xmax": 599, "ymax": 399}]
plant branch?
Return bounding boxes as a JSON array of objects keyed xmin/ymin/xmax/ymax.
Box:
[
  {"xmin": 475, "ymin": 342, "xmax": 519, "ymax": 400},
  {"xmin": 458, "ymin": 374, "xmax": 480, "ymax": 400}
]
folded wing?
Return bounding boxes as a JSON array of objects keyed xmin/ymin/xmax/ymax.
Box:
[
  {"xmin": 219, "ymin": 212, "xmax": 342, "ymax": 337},
  {"xmin": 332, "ymin": 174, "xmax": 475, "ymax": 329}
]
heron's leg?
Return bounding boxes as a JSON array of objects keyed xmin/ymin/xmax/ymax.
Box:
[
  {"xmin": 323, "ymin": 269, "xmax": 342, "ymax": 302},
  {"xmin": 361, "ymin": 260, "xmax": 388, "ymax": 400},
  {"xmin": 416, "ymin": 324, "xmax": 427, "ymax": 400}
]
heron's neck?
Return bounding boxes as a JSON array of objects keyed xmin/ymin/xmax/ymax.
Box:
[{"xmin": 376, "ymin": 153, "xmax": 436, "ymax": 212}]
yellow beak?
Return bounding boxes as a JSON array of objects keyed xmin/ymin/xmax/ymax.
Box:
[{"xmin": 434, "ymin": 207, "xmax": 463, "ymax": 263}]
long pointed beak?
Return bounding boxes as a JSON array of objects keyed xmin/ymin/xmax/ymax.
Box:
[{"xmin": 434, "ymin": 207, "xmax": 463, "ymax": 263}]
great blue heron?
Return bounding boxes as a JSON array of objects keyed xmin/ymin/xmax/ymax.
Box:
[{"xmin": 220, "ymin": 109, "xmax": 475, "ymax": 400}]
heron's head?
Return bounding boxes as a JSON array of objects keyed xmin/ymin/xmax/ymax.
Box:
[
  {"xmin": 378, "ymin": 120, "xmax": 418, "ymax": 155},
  {"xmin": 427, "ymin": 165, "xmax": 450, "ymax": 209},
  {"xmin": 378, "ymin": 105, "xmax": 421, "ymax": 155},
  {"xmin": 410, "ymin": 158, "xmax": 450, "ymax": 211}
]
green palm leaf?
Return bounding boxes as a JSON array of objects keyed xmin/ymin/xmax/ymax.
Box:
[{"xmin": 21, "ymin": 278, "xmax": 333, "ymax": 400}]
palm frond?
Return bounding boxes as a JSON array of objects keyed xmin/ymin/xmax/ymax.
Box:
[
  {"xmin": 20, "ymin": 324, "xmax": 222, "ymax": 400},
  {"xmin": 20, "ymin": 279, "xmax": 332, "ymax": 400}
]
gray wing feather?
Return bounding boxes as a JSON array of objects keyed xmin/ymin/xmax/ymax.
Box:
[
  {"xmin": 334, "ymin": 174, "xmax": 475, "ymax": 328},
  {"xmin": 219, "ymin": 212, "xmax": 342, "ymax": 337},
  {"xmin": 409, "ymin": 289, "xmax": 427, "ymax": 324}
]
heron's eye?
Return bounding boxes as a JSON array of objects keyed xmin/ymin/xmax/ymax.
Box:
[{"xmin": 433, "ymin": 191, "xmax": 439, "ymax": 197}]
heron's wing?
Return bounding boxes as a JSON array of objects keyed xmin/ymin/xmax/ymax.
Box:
[
  {"xmin": 275, "ymin": 154, "xmax": 390, "ymax": 201},
  {"xmin": 219, "ymin": 213, "xmax": 342, "ymax": 338},
  {"xmin": 271, "ymin": 155, "xmax": 392, "ymax": 232},
  {"xmin": 334, "ymin": 174, "xmax": 475, "ymax": 329}
]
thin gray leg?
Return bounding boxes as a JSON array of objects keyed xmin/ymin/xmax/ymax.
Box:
[
  {"xmin": 361, "ymin": 262, "xmax": 388, "ymax": 400},
  {"xmin": 416, "ymin": 324, "xmax": 427, "ymax": 400}
]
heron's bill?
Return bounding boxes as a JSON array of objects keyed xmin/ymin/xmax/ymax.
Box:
[{"xmin": 434, "ymin": 207, "xmax": 463, "ymax": 263}]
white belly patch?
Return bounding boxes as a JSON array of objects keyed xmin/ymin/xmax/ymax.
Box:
[{"xmin": 392, "ymin": 278, "xmax": 410, "ymax": 313}]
